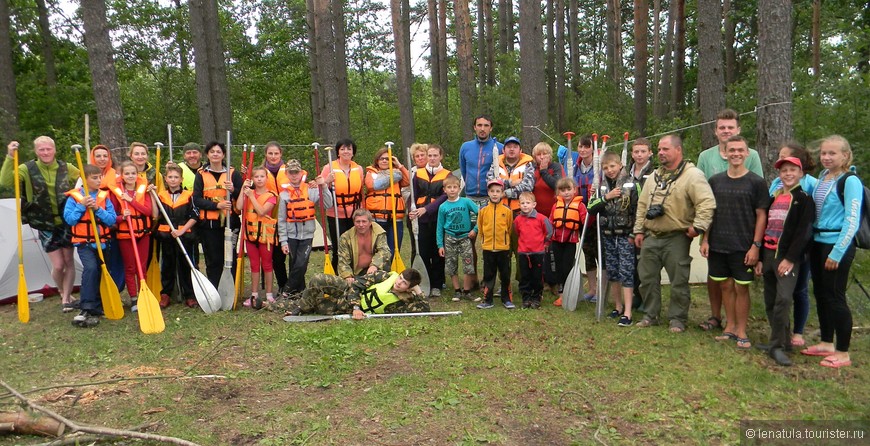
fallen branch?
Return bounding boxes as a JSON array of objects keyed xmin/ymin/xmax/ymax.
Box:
[
  {"xmin": 31, "ymin": 422, "xmax": 158, "ymax": 446},
  {"xmin": 0, "ymin": 411, "xmax": 64, "ymax": 436},
  {"xmin": 0, "ymin": 381, "xmax": 200, "ymax": 446}
]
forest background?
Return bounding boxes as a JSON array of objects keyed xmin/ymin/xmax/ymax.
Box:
[{"xmin": 0, "ymin": 0, "xmax": 868, "ymax": 185}]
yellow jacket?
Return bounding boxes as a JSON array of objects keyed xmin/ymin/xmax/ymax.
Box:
[{"xmin": 474, "ymin": 201, "xmax": 513, "ymax": 251}]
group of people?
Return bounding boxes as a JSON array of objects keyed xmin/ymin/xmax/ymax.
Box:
[{"xmin": 3, "ymin": 110, "xmax": 864, "ymax": 370}]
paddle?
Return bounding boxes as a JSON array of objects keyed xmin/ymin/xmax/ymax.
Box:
[
  {"xmin": 12, "ymin": 145, "xmax": 29, "ymax": 323},
  {"xmin": 233, "ymin": 144, "xmax": 255, "ymax": 308},
  {"xmin": 150, "ymin": 189, "xmax": 221, "ymax": 313},
  {"xmin": 405, "ymin": 148, "xmax": 429, "ymax": 295},
  {"xmin": 384, "ymin": 142, "xmax": 406, "ymax": 273},
  {"xmin": 594, "ymin": 135, "xmax": 609, "ymax": 321},
  {"xmin": 283, "ymin": 311, "xmax": 462, "ymax": 323},
  {"xmin": 562, "ymin": 216, "xmax": 590, "ymax": 312},
  {"xmin": 72, "ymin": 145, "xmax": 124, "ymax": 320},
  {"xmin": 563, "ymin": 131, "xmax": 575, "ymax": 179},
  {"xmin": 217, "ymin": 131, "xmax": 236, "ymax": 311},
  {"xmin": 325, "ymin": 146, "xmax": 343, "ymax": 271},
  {"xmin": 313, "ymin": 144, "xmax": 335, "ymax": 275},
  {"xmin": 146, "ymin": 143, "xmax": 164, "ymax": 298},
  {"xmin": 121, "ymin": 200, "xmax": 164, "ymax": 334}
]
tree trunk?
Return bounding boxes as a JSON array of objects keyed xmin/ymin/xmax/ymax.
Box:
[
  {"xmin": 651, "ymin": 0, "xmax": 661, "ymax": 118},
  {"xmin": 554, "ymin": 0, "xmax": 566, "ymax": 131},
  {"xmin": 811, "ymin": 0, "xmax": 820, "ymax": 78},
  {"xmin": 756, "ymin": 0, "xmax": 793, "ymax": 179},
  {"xmin": 201, "ymin": 0, "xmax": 232, "ymax": 142},
  {"xmin": 332, "ymin": 0, "xmax": 351, "ymax": 138},
  {"xmin": 35, "ymin": 0, "xmax": 57, "ymax": 88},
  {"xmin": 723, "ymin": 0, "xmax": 737, "ymax": 85},
  {"xmin": 605, "ymin": 0, "xmax": 622, "ymax": 87},
  {"xmin": 633, "ymin": 0, "xmax": 648, "ymax": 135},
  {"xmin": 306, "ymin": 0, "xmax": 322, "ymax": 140},
  {"xmin": 497, "ymin": 0, "xmax": 513, "ymax": 54},
  {"xmin": 454, "ymin": 0, "xmax": 476, "ymax": 141},
  {"xmin": 696, "ymin": 0, "xmax": 726, "ymax": 148},
  {"xmin": 437, "ymin": 0, "xmax": 449, "ymax": 142},
  {"xmin": 546, "ymin": 1, "xmax": 555, "ymax": 123},
  {"xmin": 672, "ymin": 0, "xmax": 686, "ymax": 112},
  {"xmin": 478, "ymin": 0, "xmax": 487, "ymax": 89},
  {"xmin": 312, "ymin": 0, "xmax": 341, "ymax": 144},
  {"xmin": 80, "ymin": 0, "xmax": 126, "ymax": 150},
  {"xmin": 518, "ymin": 0, "xmax": 547, "ymax": 149},
  {"xmin": 173, "ymin": 0, "xmax": 189, "ymax": 71},
  {"xmin": 189, "ymin": 0, "xmax": 215, "ymax": 142},
  {"xmin": 658, "ymin": 0, "xmax": 675, "ymax": 118},
  {"xmin": 484, "ymin": 0, "xmax": 495, "ymax": 86},
  {"xmin": 0, "ymin": 0, "xmax": 18, "ymax": 142},
  {"xmin": 429, "ymin": 0, "xmax": 445, "ymax": 145},
  {"xmin": 390, "ymin": 0, "xmax": 415, "ymax": 149},
  {"xmin": 568, "ymin": 0, "xmax": 580, "ymax": 94}
]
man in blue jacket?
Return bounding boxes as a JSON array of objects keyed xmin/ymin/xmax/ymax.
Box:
[{"xmin": 459, "ymin": 115, "xmax": 503, "ymax": 291}]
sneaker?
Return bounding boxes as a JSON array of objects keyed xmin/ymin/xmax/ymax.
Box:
[
  {"xmin": 472, "ymin": 296, "xmax": 482, "ymax": 302},
  {"xmin": 243, "ymin": 296, "xmax": 255, "ymax": 307},
  {"xmin": 430, "ymin": 288, "xmax": 441, "ymax": 298},
  {"xmin": 618, "ymin": 315, "xmax": 633, "ymax": 327},
  {"xmin": 185, "ymin": 298, "xmax": 198, "ymax": 308},
  {"xmin": 83, "ymin": 313, "xmax": 100, "ymax": 328},
  {"xmin": 61, "ymin": 302, "xmax": 77, "ymax": 313},
  {"xmin": 522, "ymin": 300, "xmax": 532, "ymax": 309},
  {"xmin": 476, "ymin": 302, "xmax": 494, "ymax": 309},
  {"xmin": 530, "ymin": 301, "xmax": 541, "ymax": 309},
  {"xmin": 451, "ymin": 296, "xmax": 461, "ymax": 302},
  {"xmin": 266, "ymin": 294, "xmax": 276, "ymax": 304},
  {"xmin": 609, "ymin": 309, "xmax": 622, "ymax": 318},
  {"xmin": 582, "ymin": 293, "xmax": 597, "ymax": 303},
  {"xmin": 72, "ymin": 310, "xmax": 88, "ymax": 325},
  {"xmin": 503, "ymin": 301, "xmax": 516, "ymax": 310},
  {"xmin": 159, "ymin": 294, "xmax": 170, "ymax": 309},
  {"xmin": 553, "ymin": 297, "xmax": 563, "ymax": 307},
  {"xmin": 131, "ymin": 299, "xmax": 138, "ymax": 313}
]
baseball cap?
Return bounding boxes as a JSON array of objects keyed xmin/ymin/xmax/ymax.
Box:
[
  {"xmin": 504, "ymin": 136, "xmax": 521, "ymax": 146},
  {"xmin": 487, "ymin": 179, "xmax": 504, "ymax": 189},
  {"xmin": 774, "ymin": 156, "xmax": 802, "ymax": 170},
  {"xmin": 286, "ymin": 159, "xmax": 302, "ymax": 172}
]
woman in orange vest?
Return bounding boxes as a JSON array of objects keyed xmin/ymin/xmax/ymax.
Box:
[
  {"xmin": 128, "ymin": 142, "xmax": 156, "ymax": 186},
  {"xmin": 109, "ymin": 161, "xmax": 157, "ymax": 312},
  {"xmin": 262, "ymin": 141, "xmax": 295, "ymax": 291},
  {"xmin": 319, "ymin": 138, "xmax": 364, "ymax": 272},
  {"xmin": 193, "ymin": 141, "xmax": 244, "ymax": 287},
  {"xmin": 365, "ymin": 146, "xmax": 410, "ymax": 263},
  {"xmin": 89, "ymin": 144, "xmax": 126, "ymax": 292},
  {"xmin": 408, "ymin": 144, "xmax": 450, "ymax": 297},
  {"xmin": 89, "ymin": 145, "xmax": 118, "ymax": 190},
  {"xmin": 236, "ymin": 166, "xmax": 277, "ymax": 306}
]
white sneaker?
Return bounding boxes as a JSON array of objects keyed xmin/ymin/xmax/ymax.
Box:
[{"xmin": 430, "ymin": 288, "xmax": 441, "ymax": 298}]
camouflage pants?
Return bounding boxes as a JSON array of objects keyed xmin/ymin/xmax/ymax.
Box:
[
  {"xmin": 444, "ymin": 235, "xmax": 475, "ymax": 276},
  {"xmin": 268, "ymin": 273, "xmax": 354, "ymax": 315}
]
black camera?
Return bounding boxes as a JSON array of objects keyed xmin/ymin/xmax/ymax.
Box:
[{"xmin": 646, "ymin": 204, "xmax": 665, "ymax": 220}]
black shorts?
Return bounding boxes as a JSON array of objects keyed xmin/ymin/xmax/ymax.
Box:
[
  {"xmin": 708, "ymin": 250, "xmax": 754, "ymax": 285},
  {"xmin": 38, "ymin": 226, "xmax": 73, "ymax": 253}
]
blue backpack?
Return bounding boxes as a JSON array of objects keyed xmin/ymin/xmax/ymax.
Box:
[{"xmin": 836, "ymin": 172, "xmax": 870, "ymax": 249}]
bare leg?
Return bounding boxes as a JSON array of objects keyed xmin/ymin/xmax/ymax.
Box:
[
  {"xmin": 47, "ymin": 247, "xmax": 75, "ymax": 304},
  {"xmin": 623, "ymin": 286, "xmax": 634, "ymax": 320},
  {"xmin": 734, "ymin": 283, "xmax": 751, "ymax": 341},
  {"xmin": 250, "ymin": 271, "xmax": 260, "ymax": 298},
  {"xmin": 707, "ymin": 278, "xmax": 723, "ymax": 319},
  {"xmin": 719, "ymin": 279, "xmax": 736, "ymax": 334},
  {"xmin": 586, "ymin": 269, "xmax": 598, "ymax": 296},
  {"xmin": 609, "ymin": 281, "xmax": 623, "ymax": 312},
  {"xmin": 264, "ymin": 271, "xmax": 273, "ymax": 295}
]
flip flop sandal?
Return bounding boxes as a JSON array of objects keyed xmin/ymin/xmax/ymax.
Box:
[
  {"xmin": 800, "ymin": 346, "xmax": 835, "ymax": 356},
  {"xmin": 715, "ymin": 332, "xmax": 738, "ymax": 342},
  {"xmin": 736, "ymin": 338, "xmax": 752, "ymax": 350},
  {"xmin": 699, "ymin": 316, "xmax": 722, "ymax": 331},
  {"xmin": 791, "ymin": 337, "xmax": 806, "ymax": 347},
  {"xmin": 819, "ymin": 357, "xmax": 852, "ymax": 368}
]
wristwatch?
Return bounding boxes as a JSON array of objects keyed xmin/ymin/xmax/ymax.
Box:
[{"xmin": 753, "ymin": 241, "xmax": 763, "ymax": 248}]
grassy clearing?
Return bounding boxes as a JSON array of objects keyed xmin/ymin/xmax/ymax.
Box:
[{"xmin": 1, "ymin": 248, "xmax": 869, "ymax": 445}]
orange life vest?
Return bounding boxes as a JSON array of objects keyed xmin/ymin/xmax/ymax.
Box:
[
  {"xmin": 66, "ymin": 189, "xmax": 111, "ymax": 244},
  {"xmin": 414, "ymin": 168, "xmax": 451, "ymax": 207},
  {"xmin": 157, "ymin": 189, "xmax": 193, "ymax": 234},
  {"xmin": 497, "ymin": 153, "xmax": 534, "ymax": 211},
  {"xmin": 112, "ymin": 184, "xmax": 151, "ymax": 239},
  {"xmin": 265, "ymin": 166, "xmax": 307, "ymax": 196},
  {"xmin": 365, "ymin": 167, "xmax": 406, "ymax": 220},
  {"xmin": 331, "ymin": 160, "xmax": 364, "ymax": 213},
  {"xmin": 284, "ymin": 182, "xmax": 316, "ymax": 222},
  {"xmin": 244, "ymin": 190, "xmax": 278, "ymax": 244},
  {"xmin": 199, "ymin": 167, "xmax": 234, "ymax": 221},
  {"xmin": 551, "ymin": 196, "xmax": 585, "ymax": 231}
]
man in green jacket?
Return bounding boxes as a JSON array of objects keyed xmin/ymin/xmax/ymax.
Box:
[
  {"xmin": 337, "ymin": 208, "xmax": 391, "ymax": 284},
  {"xmin": 2, "ymin": 137, "xmax": 80, "ymax": 311}
]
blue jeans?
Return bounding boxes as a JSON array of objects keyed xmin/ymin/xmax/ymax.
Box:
[
  {"xmin": 376, "ymin": 219, "xmax": 404, "ymax": 264},
  {"xmin": 76, "ymin": 244, "xmax": 103, "ymax": 315}
]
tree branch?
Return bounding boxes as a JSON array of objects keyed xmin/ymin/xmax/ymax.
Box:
[{"xmin": 0, "ymin": 381, "xmax": 201, "ymax": 446}]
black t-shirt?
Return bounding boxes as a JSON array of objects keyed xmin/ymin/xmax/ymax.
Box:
[{"xmin": 708, "ymin": 171, "xmax": 769, "ymax": 253}]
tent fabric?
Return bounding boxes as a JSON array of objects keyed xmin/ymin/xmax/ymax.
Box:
[{"xmin": 0, "ymin": 198, "xmax": 82, "ymax": 304}]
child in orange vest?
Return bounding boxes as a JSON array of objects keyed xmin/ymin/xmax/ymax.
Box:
[
  {"xmin": 109, "ymin": 161, "xmax": 157, "ymax": 312},
  {"xmin": 236, "ymin": 166, "xmax": 278, "ymax": 307},
  {"xmin": 548, "ymin": 178, "xmax": 587, "ymax": 306},
  {"xmin": 154, "ymin": 163, "xmax": 199, "ymax": 308},
  {"xmin": 63, "ymin": 165, "xmax": 116, "ymax": 327}
]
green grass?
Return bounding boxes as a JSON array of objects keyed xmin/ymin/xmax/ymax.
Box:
[{"xmin": 1, "ymin": 248, "xmax": 869, "ymax": 445}]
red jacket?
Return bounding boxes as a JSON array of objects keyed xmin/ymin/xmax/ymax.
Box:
[{"xmin": 513, "ymin": 210, "xmax": 553, "ymax": 254}]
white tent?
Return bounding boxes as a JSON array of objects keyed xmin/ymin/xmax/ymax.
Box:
[{"xmin": 0, "ymin": 198, "xmax": 82, "ymax": 304}]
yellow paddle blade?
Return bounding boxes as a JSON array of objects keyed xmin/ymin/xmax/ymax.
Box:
[
  {"xmin": 391, "ymin": 252, "xmax": 406, "ymax": 273},
  {"xmin": 233, "ymin": 256, "xmax": 244, "ymax": 310},
  {"xmin": 100, "ymin": 265, "xmax": 124, "ymax": 320},
  {"xmin": 323, "ymin": 256, "xmax": 335, "ymax": 275},
  {"xmin": 146, "ymin": 245, "xmax": 162, "ymax": 296},
  {"xmin": 18, "ymin": 266, "xmax": 29, "ymax": 323},
  {"xmin": 137, "ymin": 280, "xmax": 164, "ymax": 334}
]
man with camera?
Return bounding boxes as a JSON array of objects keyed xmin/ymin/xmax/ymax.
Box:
[{"xmin": 632, "ymin": 135, "xmax": 716, "ymax": 333}]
